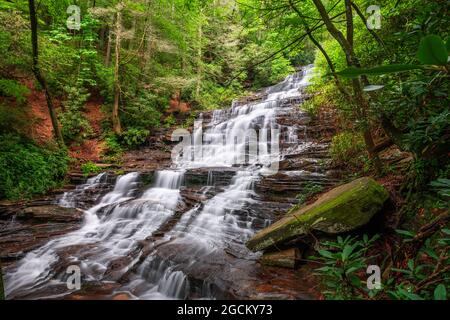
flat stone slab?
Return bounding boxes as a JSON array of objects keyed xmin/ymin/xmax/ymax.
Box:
[{"xmin": 260, "ymin": 248, "xmax": 301, "ymax": 269}]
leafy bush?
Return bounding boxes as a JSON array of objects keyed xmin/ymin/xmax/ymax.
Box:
[
  {"xmin": 0, "ymin": 134, "xmax": 69, "ymax": 200},
  {"xmin": 59, "ymin": 86, "xmax": 93, "ymax": 142},
  {"xmin": 81, "ymin": 161, "xmax": 102, "ymax": 177},
  {"xmin": 311, "ymin": 234, "xmax": 380, "ymax": 300},
  {"xmin": 296, "ymin": 182, "xmax": 324, "ymax": 205},
  {"xmin": 0, "ymin": 79, "xmax": 30, "ymax": 103},
  {"xmin": 59, "ymin": 111, "xmax": 93, "ymax": 143},
  {"xmin": 102, "ymin": 133, "xmax": 123, "ymax": 162},
  {"xmin": 121, "ymin": 90, "xmax": 164, "ymax": 129},
  {"xmin": 164, "ymin": 114, "xmax": 177, "ymax": 128},
  {"xmin": 388, "ymin": 228, "xmax": 450, "ymax": 300},
  {"xmin": 312, "ymin": 228, "xmax": 450, "ymax": 300},
  {"xmin": 0, "ymin": 103, "xmax": 28, "ymax": 134},
  {"xmin": 120, "ymin": 128, "xmax": 150, "ymax": 148},
  {"xmin": 329, "ymin": 132, "xmax": 366, "ymax": 168}
]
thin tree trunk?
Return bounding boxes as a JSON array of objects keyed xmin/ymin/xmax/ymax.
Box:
[
  {"xmin": 105, "ymin": 27, "xmax": 112, "ymax": 67},
  {"xmin": 289, "ymin": 0, "xmax": 351, "ymax": 99},
  {"xmin": 112, "ymin": 5, "xmax": 123, "ymax": 135},
  {"xmin": 28, "ymin": 0, "xmax": 64, "ymax": 145},
  {"xmin": 195, "ymin": 8, "xmax": 203, "ymax": 99},
  {"xmin": 311, "ymin": 0, "xmax": 382, "ymax": 173},
  {"xmin": 350, "ymin": 1, "xmax": 387, "ymax": 51}
]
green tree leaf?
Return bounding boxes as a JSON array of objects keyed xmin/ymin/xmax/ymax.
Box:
[
  {"xmin": 417, "ymin": 35, "xmax": 449, "ymax": 66},
  {"xmin": 434, "ymin": 284, "xmax": 447, "ymax": 300},
  {"xmin": 336, "ymin": 65, "xmax": 423, "ymax": 78}
]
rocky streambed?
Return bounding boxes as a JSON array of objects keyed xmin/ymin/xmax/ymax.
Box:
[{"xmin": 1, "ymin": 67, "xmax": 377, "ymax": 300}]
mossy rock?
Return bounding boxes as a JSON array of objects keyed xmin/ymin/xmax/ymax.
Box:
[{"xmin": 247, "ymin": 177, "xmax": 389, "ymax": 252}]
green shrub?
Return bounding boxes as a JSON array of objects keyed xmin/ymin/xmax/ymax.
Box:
[
  {"xmin": 0, "ymin": 79, "xmax": 30, "ymax": 104},
  {"xmin": 0, "ymin": 134, "xmax": 69, "ymax": 200},
  {"xmin": 164, "ymin": 114, "xmax": 177, "ymax": 128},
  {"xmin": 296, "ymin": 182, "xmax": 324, "ymax": 205},
  {"xmin": 121, "ymin": 90, "xmax": 164, "ymax": 129},
  {"xmin": 81, "ymin": 161, "xmax": 102, "ymax": 177},
  {"xmin": 59, "ymin": 111, "xmax": 93, "ymax": 142},
  {"xmin": 103, "ymin": 133, "xmax": 123, "ymax": 160},
  {"xmin": 0, "ymin": 103, "xmax": 28, "ymax": 134},
  {"xmin": 120, "ymin": 128, "xmax": 150, "ymax": 148},
  {"xmin": 311, "ymin": 235, "xmax": 381, "ymax": 300},
  {"xmin": 59, "ymin": 86, "xmax": 93, "ymax": 142},
  {"xmin": 329, "ymin": 132, "xmax": 366, "ymax": 168}
]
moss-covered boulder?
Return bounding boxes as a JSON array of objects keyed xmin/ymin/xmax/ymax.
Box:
[
  {"xmin": 260, "ymin": 248, "xmax": 301, "ymax": 269},
  {"xmin": 247, "ymin": 177, "xmax": 389, "ymax": 252}
]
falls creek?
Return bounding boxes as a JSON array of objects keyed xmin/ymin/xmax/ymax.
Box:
[{"xmin": 3, "ymin": 66, "xmax": 341, "ymax": 300}]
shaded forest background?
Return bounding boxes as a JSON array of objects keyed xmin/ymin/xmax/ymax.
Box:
[{"xmin": 0, "ymin": 0, "xmax": 448, "ymax": 300}]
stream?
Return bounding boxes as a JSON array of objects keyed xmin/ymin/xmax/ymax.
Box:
[{"xmin": 5, "ymin": 65, "xmax": 339, "ymax": 300}]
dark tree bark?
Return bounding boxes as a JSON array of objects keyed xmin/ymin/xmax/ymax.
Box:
[
  {"xmin": 311, "ymin": 0, "xmax": 382, "ymax": 173},
  {"xmin": 113, "ymin": 5, "xmax": 123, "ymax": 135},
  {"xmin": 28, "ymin": 0, "xmax": 64, "ymax": 145}
]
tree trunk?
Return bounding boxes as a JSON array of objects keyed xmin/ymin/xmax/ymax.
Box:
[
  {"xmin": 311, "ymin": 0, "xmax": 382, "ymax": 173},
  {"xmin": 28, "ymin": 0, "xmax": 64, "ymax": 145},
  {"xmin": 289, "ymin": 0, "xmax": 351, "ymax": 99},
  {"xmin": 195, "ymin": 8, "xmax": 203, "ymax": 99},
  {"xmin": 105, "ymin": 27, "xmax": 112, "ymax": 67},
  {"xmin": 113, "ymin": 5, "xmax": 122, "ymax": 135}
]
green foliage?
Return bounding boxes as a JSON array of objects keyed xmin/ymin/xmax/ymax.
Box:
[
  {"xmin": 119, "ymin": 128, "xmax": 150, "ymax": 148},
  {"xmin": 164, "ymin": 114, "xmax": 177, "ymax": 128},
  {"xmin": 329, "ymin": 132, "xmax": 366, "ymax": 168},
  {"xmin": 0, "ymin": 103, "xmax": 28, "ymax": 135},
  {"xmin": 103, "ymin": 133, "xmax": 123, "ymax": 159},
  {"xmin": 311, "ymin": 235, "xmax": 381, "ymax": 300},
  {"xmin": 0, "ymin": 134, "xmax": 69, "ymax": 200},
  {"xmin": 58, "ymin": 86, "xmax": 93, "ymax": 142},
  {"xmin": 296, "ymin": 182, "xmax": 324, "ymax": 205},
  {"xmin": 430, "ymin": 178, "xmax": 450, "ymax": 199},
  {"xmin": 81, "ymin": 161, "xmax": 102, "ymax": 177},
  {"xmin": 388, "ymin": 228, "xmax": 450, "ymax": 300},
  {"xmin": 336, "ymin": 35, "xmax": 449, "ymax": 79},
  {"xmin": 121, "ymin": 91, "xmax": 164, "ymax": 130},
  {"xmin": 0, "ymin": 79, "xmax": 30, "ymax": 103},
  {"xmin": 417, "ymin": 35, "xmax": 449, "ymax": 66}
]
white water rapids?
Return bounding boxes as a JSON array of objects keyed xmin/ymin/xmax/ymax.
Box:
[{"xmin": 5, "ymin": 66, "xmax": 315, "ymax": 300}]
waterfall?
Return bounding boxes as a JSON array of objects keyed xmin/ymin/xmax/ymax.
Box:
[{"xmin": 5, "ymin": 66, "xmax": 316, "ymax": 300}]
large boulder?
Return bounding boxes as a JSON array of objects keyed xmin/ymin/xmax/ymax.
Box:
[{"xmin": 247, "ymin": 177, "xmax": 389, "ymax": 252}]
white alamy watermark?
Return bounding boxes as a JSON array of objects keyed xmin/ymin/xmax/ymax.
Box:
[
  {"xmin": 171, "ymin": 120, "xmax": 280, "ymax": 176},
  {"xmin": 66, "ymin": 5, "xmax": 81, "ymax": 30},
  {"xmin": 366, "ymin": 265, "xmax": 382, "ymax": 290},
  {"xmin": 66, "ymin": 265, "xmax": 81, "ymax": 290},
  {"xmin": 367, "ymin": 5, "xmax": 382, "ymax": 30}
]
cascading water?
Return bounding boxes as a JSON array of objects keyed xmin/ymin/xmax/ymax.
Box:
[{"xmin": 5, "ymin": 66, "xmax": 317, "ymax": 300}]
